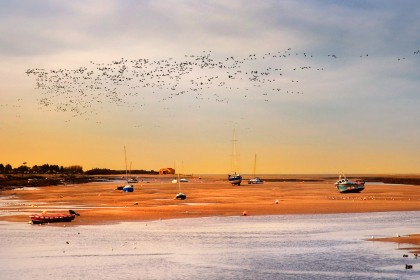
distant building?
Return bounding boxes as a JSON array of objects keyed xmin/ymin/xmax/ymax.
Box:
[{"xmin": 159, "ymin": 167, "xmax": 175, "ymax": 175}]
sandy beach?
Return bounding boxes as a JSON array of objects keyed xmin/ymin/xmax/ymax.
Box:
[{"xmin": 1, "ymin": 174, "xmax": 420, "ymax": 251}]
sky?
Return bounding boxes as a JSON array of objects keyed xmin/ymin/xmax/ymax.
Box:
[{"xmin": 1, "ymin": 0, "xmax": 419, "ymax": 174}]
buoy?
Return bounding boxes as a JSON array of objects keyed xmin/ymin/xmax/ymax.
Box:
[
  {"xmin": 242, "ymin": 211, "xmax": 248, "ymax": 216},
  {"xmin": 275, "ymin": 200, "xmax": 279, "ymax": 204}
]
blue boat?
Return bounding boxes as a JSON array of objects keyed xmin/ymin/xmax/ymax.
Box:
[
  {"xmin": 335, "ymin": 173, "xmax": 365, "ymax": 193},
  {"xmin": 121, "ymin": 146, "xmax": 134, "ymax": 192},
  {"xmin": 228, "ymin": 173, "xmax": 242, "ymax": 186},
  {"xmin": 123, "ymin": 184, "xmax": 134, "ymax": 192}
]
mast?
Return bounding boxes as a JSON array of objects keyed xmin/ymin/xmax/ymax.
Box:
[
  {"xmin": 253, "ymin": 154, "xmax": 257, "ymax": 178},
  {"xmin": 231, "ymin": 129, "xmax": 239, "ymax": 174},
  {"xmin": 124, "ymin": 146, "xmax": 128, "ymax": 184},
  {"xmin": 176, "ymin": 161, "xmax": 182, "ymax": 193}
]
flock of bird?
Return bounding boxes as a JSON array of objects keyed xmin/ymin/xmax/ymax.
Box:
[{"xmin": 23, "ymin": 48, "xmax": 420, "ymax": 122}]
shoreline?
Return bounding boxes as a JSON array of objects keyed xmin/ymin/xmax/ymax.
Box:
[
  {"xmin": 369, "ymin": 234, "xmax": 420, "ymax": 254},
  {"xmin": 1, "ymin": 174, "xmax": 420, "ymax": 252}
]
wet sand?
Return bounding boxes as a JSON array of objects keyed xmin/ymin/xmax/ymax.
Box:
[
  {"xmin": 1, "ymin": 174, "xmax": 420, "ymax": 250},
  {"xmin": 370, "ymin": 234, "xmax": 420, "ymax": 254}
]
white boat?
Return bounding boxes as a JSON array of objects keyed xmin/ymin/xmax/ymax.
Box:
[
  {"xmin": 127, "ymin": 177, "xmax": 139, "ymax": 183},
  {"xmin": 248, "ymin": 177, "xmax": 263, "ymax": 184},
  {"xmin": 248, "ymin": 154, "xmax": 263, "ymax": 184}
]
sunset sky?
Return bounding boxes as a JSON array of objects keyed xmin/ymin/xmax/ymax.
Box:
[{"xmin": 1, "ymin": 0, "xmax": 419, "ymax": 174}]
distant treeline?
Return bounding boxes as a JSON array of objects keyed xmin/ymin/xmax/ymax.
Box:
[
  {"xmin": 0, "ymin": 163, "xmax": 83, "ymax": 174},
  {"xmin": 85, "ymin": 168, "xmax": 158, "ymax": 175},
  {"xmin": 0, "ymin": 163, "xmax": 158, "ymax": 175}
]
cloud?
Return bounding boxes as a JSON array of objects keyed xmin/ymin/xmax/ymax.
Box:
[{"xmin": 1, "ymin": 0, "xmax": 420, "ymax": 172}]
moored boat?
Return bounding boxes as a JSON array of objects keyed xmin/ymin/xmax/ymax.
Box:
[
  {"xmin": 30, "ymin": 210, "xmax": 79, "ymax": 224},
  {"xmin": 174, "ymin": 161, "xmax": 187, "ymax": 200},
  {"xmin": 248, "ymin": 154, "xmax": 263, "ymax": 184},
  {"xmin": 121, "ymin": 146, "xmax": 135, "ymax": 192},
  {"xmin": 248, "ymin": 177, "xmax": 263, "ymax": 184},
  {"xmin": 335, "ymin": 173, "xmax": 365, "ymax": 193},
  {"xmin": 127, "ymin": 177, "xmax": 138, "ymax": 183},
  {"xmin": 228, "ymin": 129, "xmax": 242, "ymax": 186},
  {"xmin": 123, "ymin": 184, "xmax": 134, "ymax": 192},
  {"xmin": 228, "ymin": 173, "xmax": 242, "ymax": 186},
  {"xmin": 175, "ymin": 192, "xmax": 187, "ymax": 200}
]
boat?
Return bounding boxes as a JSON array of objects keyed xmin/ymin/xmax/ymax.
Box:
[
  {"xmin": 248, "ymin": 177, "xmax": 263, "ymax": 184},
  {"xmin": 127, "ymin": 162, "xmax": 139, "ymax": 183},
  {"xmin": 228, "ymin": 129, "xmax": 242, "ymax": 186},
  {"xmin": 174, "ymin": 161, "xmax": 187, "ymax": 200},
  {"xmin": 123, "ymin": 184, "xmax": 134, "ymax": 192},
  {"xmin": 248, "ymin": 154, "xmax": 263, "ymax": 184},
  {"xmin": 335, "ymin": 173, "xmax": 365, "ymax": 193},
  {"xmin": 122, "ymin": 146, "xmax": 134, "ymax": 192},
  {"xmin": 30, "ymin": 210, "xmax": 79, "ymax": 224},
  {"xmin": 228, "ymin": 173, "xmax": 242, "ymax": 186},
  {"xmin": 175, "ymin": 192, "xmax": 187, "ymax": 200},
  {"xmin": 127, "ymin": 177, "xmax": 139, "ymax": 183}
]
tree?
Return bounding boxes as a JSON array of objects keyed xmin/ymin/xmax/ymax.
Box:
[
  {"xmin": 40, "ymin": 164, "xmax": 50, "ymax": 173},
  {"xmin": 31, "ymin": 165, "xmax": 41, "ymax": 174},
  {"xmin": 49, "ymin": 165, "xmax": 60, "ymax": 173},
  {"xmin": 5, "ymin": 164, "xmax": 12, "ymax": 174},
  {"xmin": 64, "ymin": 165, "xmax": 84, "ymax": 174},
  {"xmin": 16, "ymin": 165, "xmax": 29, "ymax": 174},
  {"xmin": 0, "ymin": 164, "xmax": 4, "ymax": 174}
]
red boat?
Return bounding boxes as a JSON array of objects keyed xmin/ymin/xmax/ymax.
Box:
[{"xmin": 30, "ymin": 210, "xmax": 79, "ymax": 224}]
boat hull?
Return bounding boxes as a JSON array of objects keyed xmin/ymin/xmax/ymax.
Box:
[
  {"xmin": 30, "ymin": 214, "xmax": 75, "ymax": 224},
  {"xmin": 248, "ymin": 177, "xmax": 263, "ymax": 184},
  {"xmin": 175, "ymin": 193, "xmax": 187, "ymax": 200},
  {"xmin": 336, "ymin": 183, "xmax": 365, "ymax": 193},
  {"xmin": 123, "ymin": 184, "xmax": 134, "ymax": 192}
]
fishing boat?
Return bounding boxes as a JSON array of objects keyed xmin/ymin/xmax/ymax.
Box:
[
  {"xmin": 30, "ymin": 210, "xmax": 79, "ymax": 224},
  {"xmin": 228, "ymin": 129, "xmax": 242, "ymax": 186},
  {"xmin": 248, "ymin": 154, "xmax": 263, "ymax": 184},
  {"xmin": 335, "ymin": 173, "xmax": 365, "ymax": 193}
]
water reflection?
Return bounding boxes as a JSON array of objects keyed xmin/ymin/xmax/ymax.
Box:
[{"xmin": 0, "ymin": 211, "xmax": 419, "ymax": 279}]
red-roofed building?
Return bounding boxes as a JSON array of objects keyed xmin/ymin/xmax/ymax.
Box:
[{"xmin": 159, "ymin": 167, "xmax": 175, "ymax": 175}]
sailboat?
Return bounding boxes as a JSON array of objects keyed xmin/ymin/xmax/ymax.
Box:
[
  {"xmin": 248, "ymin": 154, "xmax": 263, "ymax": 184},
  {"xmin": 127, "ymin": 162, "xmax": 139, "ymax": 183},
  {"xmin": 122, "ymin": 146, "xmax": 134, "ymax": 192},
  {"xmin": 228, "ymin": 129, "xmax": 242, "ymax": 186},
  {"xmin": 174, "ymin": 162, "xmax": 186, "ymax": 200}
]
